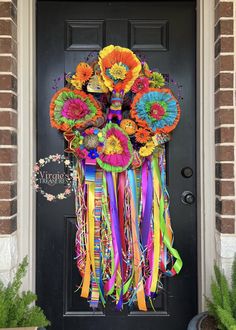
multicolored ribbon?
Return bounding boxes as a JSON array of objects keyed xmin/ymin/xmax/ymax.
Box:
[{"xmin": 75, "ymin": 145, "xmax": 182, "ymax": 310}]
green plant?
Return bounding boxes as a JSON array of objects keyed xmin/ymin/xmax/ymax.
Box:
[
  {"xmin": 0, "ymin": 256, "xmax": 50, "ymax": 328},
  {"xmin": 206, "ymin": 255, "xmax": 236, "ymax": 330}
]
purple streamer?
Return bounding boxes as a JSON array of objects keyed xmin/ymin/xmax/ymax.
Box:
[
  {"xmin": 141, "ymin": 160, "xmax": 153, "ymax": 248},
  {"xmin": 105, "ymin": 172, "xmax": 123, "ymax": 310}
]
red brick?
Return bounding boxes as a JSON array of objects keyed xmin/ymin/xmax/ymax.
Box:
[
  {"xmin": 215, "ymin": 90, "xmax": 233, "ymax": 107},
  {"xmin": 0, "ymin": 74, "xmax": 17, "ymax": 91},
  {"xmin": 0, "ymin": 165, "xmax": 17, "ymax": 180},
  {"xmin": 216, "ymin": 217, "xmax": 235, "ymax": 233},
  {"xmin": 216, "ymin": 180, "xmax": 235, "ymax": 196},
  {"xmin": 0, "ymin": 20, "xmax": 17, "ymax": 40},
  {"xmin": 215, "ymin": 109, "xmax": 234, "ymax": 126},
  {"xmin": 0, "ymin": 182, "xmax": 16, "ymax": 198},
  {"xmin": 0, "ymin": 130, "xmax": 16, "ymax": 144},
  {"xmin": 215, "ymin": 55, "xmax": 234, "ymax": 73},
  {"xmin": 215, "ymin": 37, "xmax": 234, "ymax": 56},
  {"xmin": 215, "ymin": 127, "xmax": 234, "ymax": 143},
  {"xmin": 0, "ymin": 199, "xmax": 17, "ymax": 216},
  {"xmin": 216, "ymin": 198, "xmax": 235, "ymax": 215},
  {"xmin": 0, "ymin": 56, "xmax": 17, "ymax": 75},
  {"xmin": 215, "ymin": 20, "xmax": 234, "ymax": 40},
  {"xmin": 0, "ymin": 148, "xmax": 17, "ymax": 163},
  {"xmin": 0, "ymin": 38, "xmax": 17, "ymax": 57},
  {"xmin": 0, "ymin": 111, "xmax": 17, "ymax": 128},
  {"xmin": 0, "ymin": 217, "xmax": 17, "ymax": 234},
  {"xmin": 215, "ymin": 73, "xmax": 233, "ymax": 90},
  {"xmin": 215, "ymin": 145, "xmax": 234, "ymax": 161},
  {"xmin": 216, "ymin": 163, "xmax": 234, "ymax": 178},
  {"xmin": 0, "ymin": 92, "xmax": 17, "ymax": 109},
  {"xmin": 215, "ymin": 2, "xmax": 233, "ymax": 23},
  {"xmin": 0, "ymin": 3, "xmax": 17, "ymax": 22}
]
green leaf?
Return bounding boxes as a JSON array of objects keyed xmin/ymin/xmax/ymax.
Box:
[
  {"xmin": 211, "ymin": 280, "xmax": 222, "ymax": 307},
  {"xmin": 214, "ymin": 264, "xmax": 232, "ymax": 314},
  {"xmin": 216, "ymin": 305, "xmax": 236, "ymax": 329},
  {"xmin": 0, "ymin": 256, "xmax": 50, "ymax": 327}
]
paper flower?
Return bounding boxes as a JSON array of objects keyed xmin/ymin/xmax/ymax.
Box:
[
  {"xmin": 98, "ymin": 45, "xmax": 141, "ymax": 93},
  {"xmin": 131, "ymin": 88, "xmax": 180, "ymax": 134},
  {"xmin": 132, "ymin": 76, "xmax": 149, "ymax": 93},
  {"xmin": 97, "ymin": 122, "xmax": 133, "ymax": 172},
  {"xmin": 120, "ymin": 119, "xmax": 137, "ymax": 135},
  {"xmin": 135, "ymin": 128, "xmax": 151, "ymax": 143},
  {"xmin": 75, "ymin": 62, "xmax": 93, "ymax": 83},
  {"xmin": 88, "ymin": 149, "xmax": 99, "ymax": 159},
  {"xmin": 139, "ymin": 140, "xmax": 155, "ymax": 157},
  {"xmin": 150, "ymin": 72, "xmax": 165, "ymax": 88},
  {"xmin": 50, "ymin": 88, "xmax": 102, "ymax": 131}
]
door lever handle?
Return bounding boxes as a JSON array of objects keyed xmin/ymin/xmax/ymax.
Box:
[{"xmin": 181, "ymin": 191, "xmax": 195, "ymax": 205}]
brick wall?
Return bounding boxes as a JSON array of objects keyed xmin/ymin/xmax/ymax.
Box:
[
  {"xmin": 215, "ymin": 0, "xmax": 236, "ymax": 278},
  {"xmin": 0, "ymin": 0, "xmax": 17, "ymax": 284}
]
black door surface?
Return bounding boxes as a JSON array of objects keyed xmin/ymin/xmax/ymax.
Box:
[{"xmin": 37, "ymin": 1, "xmax": 197, "ymax": 329}]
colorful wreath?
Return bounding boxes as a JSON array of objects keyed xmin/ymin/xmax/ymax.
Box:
[{"xmin": 49, "ymin": 45, "xmax": 183, "ymax": 311}]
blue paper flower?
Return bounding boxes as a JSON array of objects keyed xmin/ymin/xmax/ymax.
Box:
[{"xmin": 131, "ymin": 88, "xmax": 180, "ymax": 133}]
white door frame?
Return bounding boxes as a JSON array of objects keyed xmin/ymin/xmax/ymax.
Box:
[{"xmin": 17, "ymin": 0, "xmax": 215, "ymax": 311}]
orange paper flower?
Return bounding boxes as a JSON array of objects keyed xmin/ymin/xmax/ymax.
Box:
[
  {"xmin": 98, "ymin": 45, "xmax": 141, "ymax": 93},
  {"xmin": 75, "ymin": 62, "xmax": 93, "ymax": 83},
  {"xmin": 135, "ymin": 128, "xmax": 151, "ymax": 143}
]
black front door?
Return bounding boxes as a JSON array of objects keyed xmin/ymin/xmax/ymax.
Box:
[{"xmin": 37, "ymin": 1, "xmax": 197, "ymax": 329}]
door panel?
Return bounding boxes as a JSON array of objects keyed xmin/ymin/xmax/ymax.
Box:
[{"xmin": 37, "ymin": 2, "xmax": 197, "ymax": 329}]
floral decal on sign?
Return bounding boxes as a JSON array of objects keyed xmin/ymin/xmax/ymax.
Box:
[{"xmin": 32, "ymin": 154, "xmax": 73, "ymax": 201}]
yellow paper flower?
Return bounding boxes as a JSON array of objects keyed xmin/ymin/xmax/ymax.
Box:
[
  {"xmin": 139, "ymin": 140, "xmax": 155, "ymax": 157},
  {"xmin": 109, "ymin": 63, "xmax": 127, "ymax": 80},
  {"xmin": 104, "ymin": 135, "xmax": 123, "ymax": 155}
]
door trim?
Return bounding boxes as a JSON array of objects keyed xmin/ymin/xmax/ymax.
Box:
[
  {"xmin": 196, "ymin": 0, "xmax": 215, "ymax": 310},
  {"xmin": 17, "ymin": 0, "xmax": 215, "ymax": 310}
]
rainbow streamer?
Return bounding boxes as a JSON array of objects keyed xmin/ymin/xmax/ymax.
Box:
[{"xmin": 75, "ymin": 146, "xmax": 182, "ymax": 311}]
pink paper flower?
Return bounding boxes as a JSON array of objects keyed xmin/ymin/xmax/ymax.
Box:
[
  {"xmin": 62, "ymin": 99, "xmax": 89, "ymax": 120},
  {"xmin": 150, "ymin": 103, "xmax": 165, "ymax": 120},
  {"xmin": 97, "ymin": 123, "xmax": 133, "ymax": 172},
  {"xmin": 132, "ymin": 76, "xmax": 149, "ymax": 93}
]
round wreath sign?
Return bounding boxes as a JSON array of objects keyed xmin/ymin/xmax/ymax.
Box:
[{"xmin": 32, "ymin": 154, "xmax": 73, "ymax": 201}]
